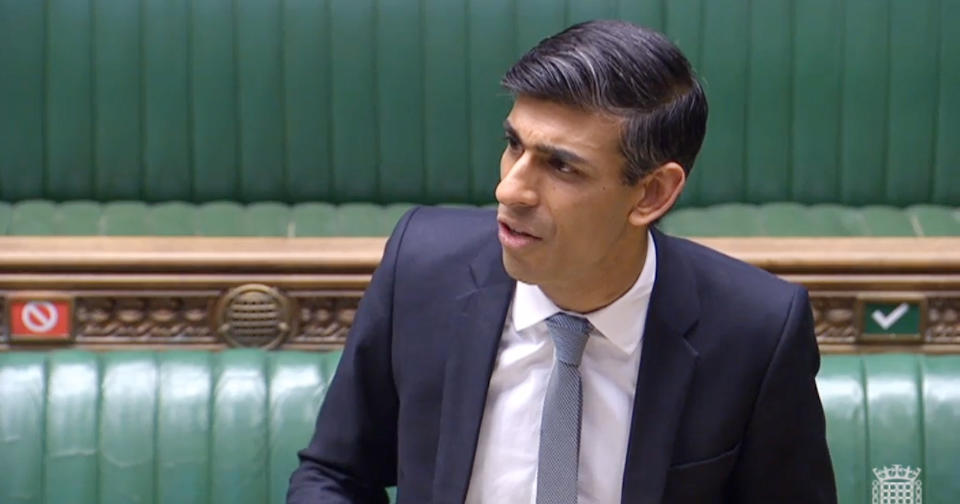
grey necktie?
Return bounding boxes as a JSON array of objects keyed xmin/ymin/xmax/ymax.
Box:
[{"xmin": 536, "ymin": 313, "xmax": 592, "ymax": 504}]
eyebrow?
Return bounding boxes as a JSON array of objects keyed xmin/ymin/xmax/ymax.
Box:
[{"xmin": 503, "ymin": 119, "xmax": 590, "ymax": 167}]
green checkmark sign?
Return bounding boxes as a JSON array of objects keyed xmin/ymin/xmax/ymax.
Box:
[{"xmin": 863, "ymin": 302, "xmax": 920, "ymax": 335}]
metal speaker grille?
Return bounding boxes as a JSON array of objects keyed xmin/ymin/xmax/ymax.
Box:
[{"xmin": 214, "ymin": 284, "xmax": 295, "ymax": 349}]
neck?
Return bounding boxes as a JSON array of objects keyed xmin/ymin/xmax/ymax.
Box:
[{"xmin": 541, "ymin": 231, "xmax": 649, "ymax": 313}]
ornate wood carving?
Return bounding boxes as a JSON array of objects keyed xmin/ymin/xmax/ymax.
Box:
[
  {"xmin": 290, "ymin": 294, "xmax": 362, "ymax": 347},
  {"xmin": 810, "ymin": 295, "xmax": 858, "ymax": 344},
  {"xmin": 927, "ymin": 297, "xmax": 960, "ymax": 344},
  {"xmin": 75, "ymin": 295, "xmax": 217, "ymax": 345},
  {"xmin": 0, "ymin": 236, "xmax": 957, "ymax": 352},
  {"xmin": 213, "ymin": 284, "xmax": 295, "ymax": 349}
]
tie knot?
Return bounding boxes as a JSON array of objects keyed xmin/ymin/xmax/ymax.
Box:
[{"xmin": 546, "ymin": 313, "xmax": 592, "ymax": 366}]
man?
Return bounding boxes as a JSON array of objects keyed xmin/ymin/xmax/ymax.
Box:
[{"xmin": 288, "ymin": 20, "xmax": 836, "ymax": 504}]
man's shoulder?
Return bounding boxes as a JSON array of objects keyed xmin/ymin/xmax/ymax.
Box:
[
  {"xmin": 403, "ymin": 205, "xmax": 497, "ymax": 232},
  {"xmin": 664, "ymin": 232, "xmax": 794, "ymax": 292},
  {"xmin": 393, "ymin": 205, "xmax": 499, "ymax": 262},
  {"xmin": 658, "ymin": 231, "xmax": 803, "ymax": 327},
  {"xmin": 656, "ymin": 231, "xmax": 810, "ymax": 376}
]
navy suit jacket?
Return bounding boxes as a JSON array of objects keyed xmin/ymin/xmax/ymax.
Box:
[{"xmin": 287, "ymin": 206, "xmax": 837, "ymax": 504}]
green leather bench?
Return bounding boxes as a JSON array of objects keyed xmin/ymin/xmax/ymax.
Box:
[
  {"xmin": 0, "ymin": 200, "xmax": 957, "ymax": 237},
  {"xmin": 1, "ymin": 350, "xmax": 958, "ymax": 503},
  {"xmin": 0, "ymin": 0, "xmax": 956, "ymax": 236}
]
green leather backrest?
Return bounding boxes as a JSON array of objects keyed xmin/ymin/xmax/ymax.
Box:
[
  {"xmin": 1, "ymin": 350, "xmax": 958, "ymax": 503},
  {"xmin": 1, "ymin": 0, "xmax": 957, "ymax": 206},
  {"xmin": 0, "ymin": 350, "xmax": 341, "ymax": 504},
  {"xmin": 0, "ymin": 200, "xmax": 958, "ymax": 236},
  {"xmin": 818, "ymin": 355, "xmax": 960, "ymax": 504}
]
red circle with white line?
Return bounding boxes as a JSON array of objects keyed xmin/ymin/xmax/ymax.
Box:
[{"xmin": 21, "ymin": 301, "xmax": 59, "ymax": 333}]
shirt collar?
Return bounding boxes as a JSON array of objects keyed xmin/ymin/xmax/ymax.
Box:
[{"xmin": 511, "ymin": 230, "xmax": 657, "ymax": 355}]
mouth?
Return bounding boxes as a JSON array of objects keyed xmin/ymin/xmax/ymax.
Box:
[{"xmin": 497, "ymin": 219, "xmax": 542, "ymax": 249}]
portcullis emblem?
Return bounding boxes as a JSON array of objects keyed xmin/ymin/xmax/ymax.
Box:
[{"xmin": 872, "ymin": 465, "xmax": 921, "ymax": 504}]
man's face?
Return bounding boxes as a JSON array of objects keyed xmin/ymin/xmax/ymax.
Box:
[{"xmin": 496, "ymin": 96, "xmax": 647, "ymax": 290}]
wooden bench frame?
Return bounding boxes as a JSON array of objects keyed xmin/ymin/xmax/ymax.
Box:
[{"xmin": 0, "ymin": 237, "xmax": 958, "ymax": 353}]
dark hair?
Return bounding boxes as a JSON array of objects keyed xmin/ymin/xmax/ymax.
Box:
[{"xmin": 501, "ymin": 20, "xmax": 708, "ymax": 185}]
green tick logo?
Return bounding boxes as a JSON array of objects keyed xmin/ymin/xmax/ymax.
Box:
[{"xmin": 864, "ymin": 302, "xmax": 921, "ymax": 335}]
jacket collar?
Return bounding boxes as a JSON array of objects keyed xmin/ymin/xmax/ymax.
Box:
[
  {"xmin": 620, "ymin": 227, "xmax": 701, "ymax": 503},
  {"xmin": 430, "ymin": 227, "xmax": 702, "ymax": 504},
  {"xmin": 431, "ymin": 237, "xmax": 514, "ymax": 502}
]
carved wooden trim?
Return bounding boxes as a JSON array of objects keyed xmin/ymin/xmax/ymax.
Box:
[
  {"xmin": 927, "ymin": 297, "xmax": 960, "ymax": 344},
  {"xmin": 810, "ymin": 295, "xmax": 858, "ymax": 345},
  {"xmin": 75, "ymin": 294, "xmax": 218, "ymax": 345},
  {"xmin": 695, "ymin": 237, "xmax": 960, "ymax": 273},
  {"xmin": 0, "ymin": 237, "xmax": 957, "ymax": 353},
  {"xmin": 0, "ymin": 237, "xmax": 385, "ymax": 272}
]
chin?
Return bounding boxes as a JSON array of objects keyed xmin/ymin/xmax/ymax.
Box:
[{"xmin": 501, "ymin": 251, "xmax": 541, "ymax": 284}]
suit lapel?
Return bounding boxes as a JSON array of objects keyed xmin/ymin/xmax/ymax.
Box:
[
  {"xmin": 427, "ymin": 228, "xmax": 701, "ymax": 503},
  {"xmin": 621, "ymin": 229, "xmax": 701, "ymax": 503},
  {"xmin": 431, "ymin": 239, "xmax": 514, "ymax": 503}
]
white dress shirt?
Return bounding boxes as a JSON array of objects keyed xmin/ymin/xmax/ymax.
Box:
[{"xmin": 465, "ymin": 232, "xmax": 657, "ymax": 504}]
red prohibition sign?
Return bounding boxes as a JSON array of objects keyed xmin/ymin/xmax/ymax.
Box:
[
  {"xmin": 9, "ymin": 298, "xmax": 72, "ymax": 340},
  {"xmin": 21, "ymin": 301, "xmax": 59, "ymax": 333}
]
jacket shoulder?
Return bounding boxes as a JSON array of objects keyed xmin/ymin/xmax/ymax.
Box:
[
  {"xmin": 660, "ymin": 232, "xmax": 805, "ymax": 342},
  {"xmin": 668, "ymin": 234, "xmax": 798, "ymax": 298},
  {"xmin": 396, "ymin": 206, "xmax": 498, "ymax": 261}
]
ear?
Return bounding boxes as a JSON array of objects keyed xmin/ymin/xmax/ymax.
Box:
[{"xmin": 628, "ymin": 162, "xmax": 686, "ymax": 227}]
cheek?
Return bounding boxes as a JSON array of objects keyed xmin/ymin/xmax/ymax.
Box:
[{"xmin": 552, "ymin": 193, "xmax": 626, "ymax": 247}]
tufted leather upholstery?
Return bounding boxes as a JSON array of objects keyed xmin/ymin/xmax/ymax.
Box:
[
  {"xmin": 0, "ymin": 350, "xmax": 340, "ymax": 504},
  {"xmin": 1, "ymin": 0, "xmax": 957, "ymax": 208},
  {"xmin": 819, "ymin": 355, "xmax": 960, "ymax": 502},
  {"xmin": 0, "ymin": 200, "xmax": 956, "ymax": 237},
  {"xmin": 1, "ymin": 350, "xmax": 958, "ymax": 503}
]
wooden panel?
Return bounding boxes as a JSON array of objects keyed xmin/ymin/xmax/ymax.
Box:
[
  {"xmin": 0, "ymin": 237, "xmax": 957, "ymax": 353},
  {"xmin": 0, "ymin": 236, "xmax": 956, "ymax": 273}
]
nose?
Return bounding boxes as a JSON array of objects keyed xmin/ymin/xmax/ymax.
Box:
[{"xmin": 496, "ymin": 152, "xmax": 539, "ymax": 208}]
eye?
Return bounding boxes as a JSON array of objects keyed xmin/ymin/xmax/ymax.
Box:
[
  {"xmin": 503, "ymin": 134, "xmax": 521, "ymax": 151},
  {"xmin": 548, "ymin": 157, "xmax": 575, "ymax": 175}
]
